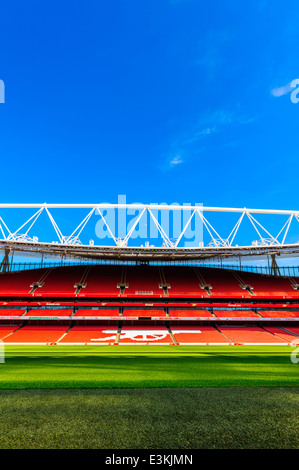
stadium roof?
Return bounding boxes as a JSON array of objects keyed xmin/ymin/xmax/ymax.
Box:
[
  {"xmin": 0, "ymin": 203, "xmax": 298, "ymax": 262},
  {"xmin": 1, "ymin": 238, "xmax": 299, "ymax": 263}
]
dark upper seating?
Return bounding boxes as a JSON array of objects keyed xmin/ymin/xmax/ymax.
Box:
[{"xmin": 0, "ymin": 265, "xmax": 298, "ymax": 300}]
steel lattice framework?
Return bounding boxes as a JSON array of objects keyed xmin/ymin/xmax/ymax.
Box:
[{"xmin": 0, "ymin": 203, "xmax": 298, "ymax": 262}]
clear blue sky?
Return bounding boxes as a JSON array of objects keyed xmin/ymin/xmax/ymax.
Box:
[
  {"xmin": 0, "ymin": 0, "xmax": 299, "ymax": 207},
  {"xmin": 0, "ymin": 0, "xmax": 299, "ymax": 250}
]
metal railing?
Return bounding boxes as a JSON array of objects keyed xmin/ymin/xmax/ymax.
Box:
[{"xmin": 1, "ymin": 259, "xmax": 299, "ymax": 277}]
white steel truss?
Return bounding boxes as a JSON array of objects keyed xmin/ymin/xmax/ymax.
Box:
[{"xmin": 0, "ymin": 204, "xmax": 298, "ymax": 260}]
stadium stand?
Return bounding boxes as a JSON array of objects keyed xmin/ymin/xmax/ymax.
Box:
[
  {"xmin": 0, "ymin": 309, "xmax": 26, "ymax": 317},
  {"xmin": 121, "ymin": 309, "xmax": 167, "ymax": 318},
  {"xmin": 74, "ymin": 309, "xmax": 120, "ymax": 317},
  {"xmin": 162, "ymin": 267, "xmax": 205, "ymax": 297},
  {"xmin": 283, "ymin": 327, "xmax": 299, "ymax": 336},
  {"xmin": 0, "ymin": 266, "xmax": 299, "ymax": 300},
  {"xmin": 118, "ymin": 325, "xmax": 173, "ymax": 344},
  {"xmin": 34, "ymin": 266, "xmax": 87, "ymax": 296},
  {"xmin": 77, "ymin": 265, "xmax": 122, "ymax": 297},
  {"xmin": 263, "ymin": 326, "xmax": 299, "ymax": 343},
  {"xmin": 213, "ymin": 310, "xmax": 259, "ymax": 318},
  {"xmin": 236, "ymin": 271, "xmax": 297, "ymax": 298},
  {"xmin": 124, "ymin": 266, "xmax": 163, "ymax": 297},
  {"xmin": 193, "ymin": 267, "xmax": 251, "ymax": 298},
  {"xmin": 60, "ymin": 325, "xmax": 118, "ymax": 344},
  {"xmin": 3, "ymin": 325, "xmax": 69, "ymax": 343},
  {"xmin": 168, "ymin": 309, "xmax": 213, "ymax": 318},
  {"xmin": 0, "ymin": 269, "xmax": 47, "ymax": 296},
  {"xmin": 218, "ymin": 326, "xmax": 287, "ymax": 344},
  {"xmin": 0, "ymin": 263, "xmax": 298, "ymax": 344},
  {"xmin": 24, "ymin": 309, "xmax": 73, "ymax": 317},
  {"xmin": 0, "ymin": 325, "xmax": 20, "ymax": 340},
  {"xmin": 171, "ymin": 326, "xmax": 231, "ymax": 344},
  {"xmin": 257, "ymin": 310, "xmax": 299, "ymax": 318}
]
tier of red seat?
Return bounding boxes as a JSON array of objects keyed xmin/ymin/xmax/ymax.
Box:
[
  {"xmin": 168, "ymin": 309, "xmax": 213, "ymax": 318},
  {"xmin": 171, "ymin": 326, "xmax": 231, "ymax": 344},
  {"xmin": 1, "ymin": 323, "xmax": 298, "ymax": 344},
  {"xmin": 285, "ymin": 327, "xmax": 299, "ymax": 336},
  {"xmin": 59, "ymin": 325, "xmax": 118, "ymax": 344},
  {"xmin": 0, "ymin": 265, "xmax": 298, "ymax": 299},
  {"xmin": 118, "ymin": 326, "xmax": 172, "ymax": 344},
  {"xmin": 263, "ymin": 326, "xmax": 299, "ymax": 343},
  {"xmin": 35, "ymin": 266, "xmax": 86, "ymax": 296},
  {"xmin": 237, "ymin": 271, "xmax": 296, "ymax": 298},
  {"xmin": 74, "ymin": 309, "xmax": 120, "ymax": 317},
  {"xmin": 162, "ymin": 267, "xmax": 208, "ymax": 298},
  {"xmin": 0, "ymin": 307, "xmax": 298, "ymax": 319},
  {"xmin": 1, "ymin": 323, "xmax": 231, "ymax": 344},
  {"xmin": 0, "ymin": 325, "xmax": 20, "ymax": 340},
  {"xmin": 0, "ymin": 269, "xmax": 46, "ymax": 295},
  {"xmin": 0, "ymin": 309, "xmax": 26, "ymax": 317},
  {"xmin": 124, "ymin": 266, "xmax": 163, "ymax": 297},
  {"xmin": 197, "ymin": 268, "xmax": 248, "ymax": 298},
  {"xmin": 24, "ymin": 309, "xmax": 73, "ymax": 317},
  {"xmin": 213, "ymin": 310, "xmax": 259, "ymax": 318},
  {"xmin": 77, "ymin": 265, "xmax": 123, "ymax": 297},
  {"xmin": 122, "ymin": 309, "xmax": 166, "ymax": 318},
  {"xmin": 218, "ymin": 326, "xmax": 287, "ymax": 344},
  {"xmin": 2, "ymin": 325, "xmax": 68, "ymax": 343},
  {"xmin": 257, "ymin": 310, "xmax": 299, "ymax": 318}
]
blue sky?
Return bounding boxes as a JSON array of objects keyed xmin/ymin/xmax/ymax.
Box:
[{"xmin": 0, "ymin": 0, "xmax": 299, "ymax": 250}]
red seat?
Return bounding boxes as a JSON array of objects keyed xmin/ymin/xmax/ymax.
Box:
[
  {"xmin": 124, "ymin": 266, "xmax": 163, "ymax": 297},
  {"xmin": 264, "ymin": 326, "xmax": 299, "ymax": 343},
  {"xmin": 238, "ymin": 272, "xmax": 297, "ymax": 298},
  {"xmin": 118, "ymin": 326, "xmax": 173, "ymax": 344},
  {"xmin": 24, "ymin": 309, "xmax": 73, "ymax": 317},
  {"xmin": 258, "ymin": 310, "xmax": 299, "ymax": 318},
  {"xmin": 35, "ymin": 266, "xmax": 86, "ymax": 296},
  {"xmin": 284, "ymin": 327, "xmax": 299, "ymax": 336},
  {"xmin": 0, "ymin": 269, "xmax": 47, "ymax": 296},
  {"xmin": 168, "ymin": 309, "xmax": 213, "ymax": 318},
  {"xmin": 0, "ymin": 325, "xmax": 20, "ymax": 340},
  {"xmin": 171, "ymin": 326, "xmax": 231, "ymax": 344},
  {"xmin": 60, "ymin": 325, "xmax": 118, "ymax": 344},
  {"xmin": 218, "ymin": 326, "xmax": 287, "ymax": 344},
  {"xmin": 214, "ymin": 310, "xmax": 259, "ymax": 318},
  {"xmin": 162, "ymin": 267, "xmax": 205, "ymax": 298},
  {"xmin": 122, "ymin": 309, "xmax": 166, "ymax": 318},
  {"xmin": 0, "ymin": 309, "xmax": 26, "ymax": 317},
  {"xmin": 198, "ymin": 268, "xmax": 250, "ymax": 298},
  {"xmin": 77, "ymin": 265, "xmax": 123, "ymax": 297},
  {"xmin": 3, "ymin": 325, "xmax": 68, "ymax": 343},
  {"xmin": 74, "ymin": 309, "xmax": 120, "ymax": 317}
]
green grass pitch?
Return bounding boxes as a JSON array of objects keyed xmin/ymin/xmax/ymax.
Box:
[
  {"xmin": 0, "ymin": 345, "xmax": 298, "ymax": 389},
  {"xmin": 0, "ymin": 345, "xmax": 298, "ymax": 448}
]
